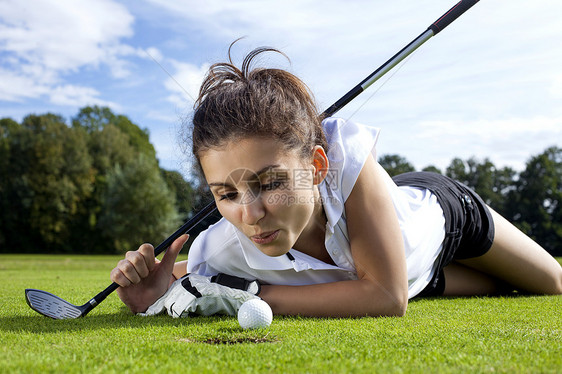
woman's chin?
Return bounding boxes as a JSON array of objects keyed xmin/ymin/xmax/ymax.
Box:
[
  {"xmin": 259, "ymin": 245, "xmax": 291, "ymax": 258},
  {"xmin": 256, "ymin": 239, "xmax": 292, "ymax": 258}
]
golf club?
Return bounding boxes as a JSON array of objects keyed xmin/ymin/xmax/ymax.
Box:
[
  {"xmin": 25, "ymin": 0, "xmax": 480, "ymax": 319},
  {"xmin": 323, "ymin": 0, "xmax": 479, "ymax": 117},
  {"xmin": 25, "ymin": 201, "xmax": 218, "ymax": 319}
]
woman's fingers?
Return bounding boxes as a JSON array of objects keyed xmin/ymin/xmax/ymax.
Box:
[
  {"xmin": 110, "ymin": 235, "xmax": 189, "ymax": 289},
  {"xmin": 137, "ymin": 243, "xmax": 156, "ymax": 272},
  {"xmin": 110, "ymin": 244, "xmax": 155, "ymax": 286},
  {"xmin": 159, "ymin": 234, "xmax": 189, "ymax": 273},
  {"xmin": 125, "ymin": 246, "xmax": 153, "ymax": 279},
  {"xmin": 110, "ymin": 259, "xmax": 137, "ymax": 287}
]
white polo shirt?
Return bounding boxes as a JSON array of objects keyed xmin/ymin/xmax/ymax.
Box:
[{"xmin": 187, "ymin": 118, "xmax": 446, "ymax": 298}]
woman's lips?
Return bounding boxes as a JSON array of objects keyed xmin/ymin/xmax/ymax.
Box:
[{"xmin": 251, "ymin": 230, "xmax": 280, "ymax": 245}]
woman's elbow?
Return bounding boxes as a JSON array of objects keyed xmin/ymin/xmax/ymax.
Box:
[
  {"xmin": 382, "ymin": 294, "xmax": 408, "ymax": 317},
  {"xmin": 391, "ymin": 297, "xmax": 408, "ymax": 317},
  {"xmin": 363, "ymin": 299, "xmax": 407, "ymax": 318},
  {"xmin": 364, "ymin": 286, "xmax": 409, "ymax": 317}
]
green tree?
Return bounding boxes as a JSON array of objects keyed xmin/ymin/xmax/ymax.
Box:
[
  {"xmin": 71, "ymin": 112, "xmax": 142, "ymax": 252},
  {"xmin": 1, "ymin": 114, "xmax": 93, "ymax": 252},
  {"xmin": 161, "ymin": 169, "xmax": 195, "ymax": 221},
  {"xmin": 445, "ymin": 157, "xmax": 515, "ymax": 214},
  {"xmin": 71, "ymin": 106, "xmax": 115, "ymax": 133},
  {"xmin": 1, "ymin": 107, "xmax": 199, "ymax": 254},
  {"xmin": 71, "ymin": 106, "xmax": 196, "ymax": 253},
  {"xmin": 0, "ymin": 118, "xmax": 22, "ymax": 248},
  {"xmin": 378, "ymin": 154, "xmax": 415, "ymax": 177},
  {"xmin": 113, "ymin": 114, "xmax": 156, "ymax": 160},
  {"xmin": 445, "ymin": 158, "xmax": 469, "ymax": 185},
  {"xmin": 67, "ymin": 123, "xmax": 138, "ymax": 252},
  {"xmin": 422, "ymin": 165, "xmax": 442, "ymax": 174},
  {"xmin": 507, "ymin": 147, "xmax": 562, "ymax": 255},
  {"xmin": 88, "ymin": 124, "xmax": 137, "ymax": 172},
  {"xmin": 98, "ymin": 155, "xmax": 180, "ymax": 253},
  {"xmin": 488, "ymin": 165, "xmax": 517, "ymax": 214},
  {"xmin": 73, "ymin": 106, "xmax": 156, "ymax": 159}
]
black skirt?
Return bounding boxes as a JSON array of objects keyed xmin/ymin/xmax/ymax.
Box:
[{"xmin": 392, "ymin": 172, "xmax": 495, "ymax": 297}]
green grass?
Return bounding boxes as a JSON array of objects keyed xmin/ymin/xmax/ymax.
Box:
[{"xmin": 1, "ymin": 254, "xmax": 561, "ymax": 373}]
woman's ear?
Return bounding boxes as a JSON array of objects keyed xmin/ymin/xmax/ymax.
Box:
[{"xmin": 311, "ymin": 146, "xmax": 329, "ymax": 185}]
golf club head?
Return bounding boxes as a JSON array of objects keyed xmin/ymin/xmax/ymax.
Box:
[{"xmin": 25, "ymin": 289, "xmax": 86, "ymax": 319}]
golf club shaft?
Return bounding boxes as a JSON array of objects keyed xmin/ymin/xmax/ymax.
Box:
[
  {"xmin": 86, "ymin": 201, "xmax": 218, "ymax": 309},
  {"xmin": 322, "ymin": 0, "xmax": 479, "ymax": 117}
]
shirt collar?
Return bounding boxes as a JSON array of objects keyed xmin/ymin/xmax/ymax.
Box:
[
  {"xmin": 233, "ymin": 225, "xmax": 344, "ymax": 272},
  {"xmin": 234, "ymin": 228, "xmax": 294, "ymax": 270},
  {"xmin": 319, "ymin": 178, "xmax": 344, "ymax": 234}
]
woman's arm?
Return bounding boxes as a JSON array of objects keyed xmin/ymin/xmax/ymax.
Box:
[
  {"xmin": 172, "ymin": 260, "xmax": 188, "ymax": 280},
  {"xmin": 259, "ymin": 154, "xmax": 408, "ymax": 317}
]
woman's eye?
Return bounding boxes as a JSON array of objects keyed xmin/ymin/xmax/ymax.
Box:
[
  {"xmin": 219, "ymin": 192, "xmax": 238, "ymax": 201},
  {"xmin": 218, "ymin": 180, "xmax": 284, "ymax": 201}
]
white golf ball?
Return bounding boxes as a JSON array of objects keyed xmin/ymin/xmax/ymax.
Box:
[{"xmin": 238, "ymin": 299, "xmax": 273, "ymax": 329}]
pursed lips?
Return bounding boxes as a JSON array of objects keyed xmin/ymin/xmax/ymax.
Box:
[{"xmin": 250, "ymin": 230, "xmax": 280, "ymax": 244}]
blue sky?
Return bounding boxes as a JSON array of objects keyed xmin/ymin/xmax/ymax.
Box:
[{"xmin": 1, "ymin": 0, "xmax": 561, "ymax": 176}]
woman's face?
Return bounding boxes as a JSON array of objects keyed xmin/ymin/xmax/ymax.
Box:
[{"xmin": 200, "ymin": 137, "xmax": 322, "ymax": 257}]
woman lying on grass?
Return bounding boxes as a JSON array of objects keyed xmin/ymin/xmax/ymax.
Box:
[{"xmin": 110, "ymin": 46, "xmax": 562, "ymax": 318}]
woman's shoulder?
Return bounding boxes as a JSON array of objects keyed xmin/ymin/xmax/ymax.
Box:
[
  {"xmin": 321, "ymin": 117, "xmax": 381, "ymax": 148},
  {"xmin": 321, "ymin": 117, "xmax": 381, "ymax": 201}
]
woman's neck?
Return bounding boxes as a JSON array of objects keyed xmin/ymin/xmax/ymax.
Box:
[{"xmin": 292, "ymin": 189, "xmax": 334, "ymax": 265}]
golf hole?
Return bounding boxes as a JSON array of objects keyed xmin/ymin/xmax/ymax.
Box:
[{"xmin": 177, "ymin": 335, "xmax": 278, "ymax": 345}]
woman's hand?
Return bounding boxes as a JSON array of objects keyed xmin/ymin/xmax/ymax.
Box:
[{"xmin": 110, "ymin": 234, "xmax": 189, "ymax": 313}]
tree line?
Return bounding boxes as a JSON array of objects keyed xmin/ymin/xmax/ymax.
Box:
[
  {"xmin": 0, "ymin": 106, "xmax": 199, "ymax": 254},
  {"xmin": 1, "ymin": 106, "xmax": 560, "ymax": 255},
  {"xmin": 379, "ymin": 150, "xmax": 562, "ymax": 256}
]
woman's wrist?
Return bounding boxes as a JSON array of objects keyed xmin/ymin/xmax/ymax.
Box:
[{"xmin": 169, "ymin": 273, "xmax": 178, "ymax": 287}]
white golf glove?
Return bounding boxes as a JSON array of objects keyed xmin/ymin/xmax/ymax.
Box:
[{"xmin": 139, "ymin": 273, "xmax": 261, "ymax": 318}]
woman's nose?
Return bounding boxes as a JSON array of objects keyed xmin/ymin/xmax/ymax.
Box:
[{"xmin": 240, "ymin": 196, "xmax": 266, "ymax": 226}]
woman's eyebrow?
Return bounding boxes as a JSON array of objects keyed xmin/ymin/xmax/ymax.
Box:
[{"xmin": 208, "ymin": 164, "xmax": 281, "ymax": 187}]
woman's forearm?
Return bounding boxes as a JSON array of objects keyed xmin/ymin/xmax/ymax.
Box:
[
  {"xmin": 259, "ymin": 279, "xmax": 407, "ymax": 318},
  {"xmin": 172, "ymin": 260, "xmax": 188, "ymax": 279}
]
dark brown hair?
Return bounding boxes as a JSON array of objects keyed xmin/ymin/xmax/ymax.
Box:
[{"xmin": 191, "ymin": 43, "xmax": 328, "ymax": 166}]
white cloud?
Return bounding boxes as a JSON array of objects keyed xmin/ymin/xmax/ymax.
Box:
[
  {"xmin": 0, "ymin": 68, "xmax": 50, "ymax": 102},
  {"xmin": 418, "ymin": 117, "xmax": 562, "ymax": 143},
  {"xmin": 0, "ymin": 0, "xmax": 135, "ymax": 104},
  {"xmin": 414, "ymin": 116, "xmax": 562, "ymax": 169},
  {"xmin": 49, "ymin": 85, "xmax": 118, "ymax": 108},
  {"xmin": 164, "ymin": 61, "xmax": 210, "ymax": 106},
  {"xmin": 0, "ymin": 67, "xmax": 119, "ymax": 108},
  {"xmin": 145, "ymin": 110, "xmax": 179, "ymax": 123},
  {"xmin": 144, "ymin": 47, "xmax": 164, "ymax": 63},
  {"xmin": 551, "ymin": 74, "xmax": 562, "ymax": 98},
  {"xmin": 0, "ymin": 0, "xmax": 134, "ymax": 72}
]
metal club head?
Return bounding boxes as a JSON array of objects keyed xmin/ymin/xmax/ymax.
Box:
[{"xmin": 25, "ymin": 289, "xmax": 92, "ymax": 319}]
